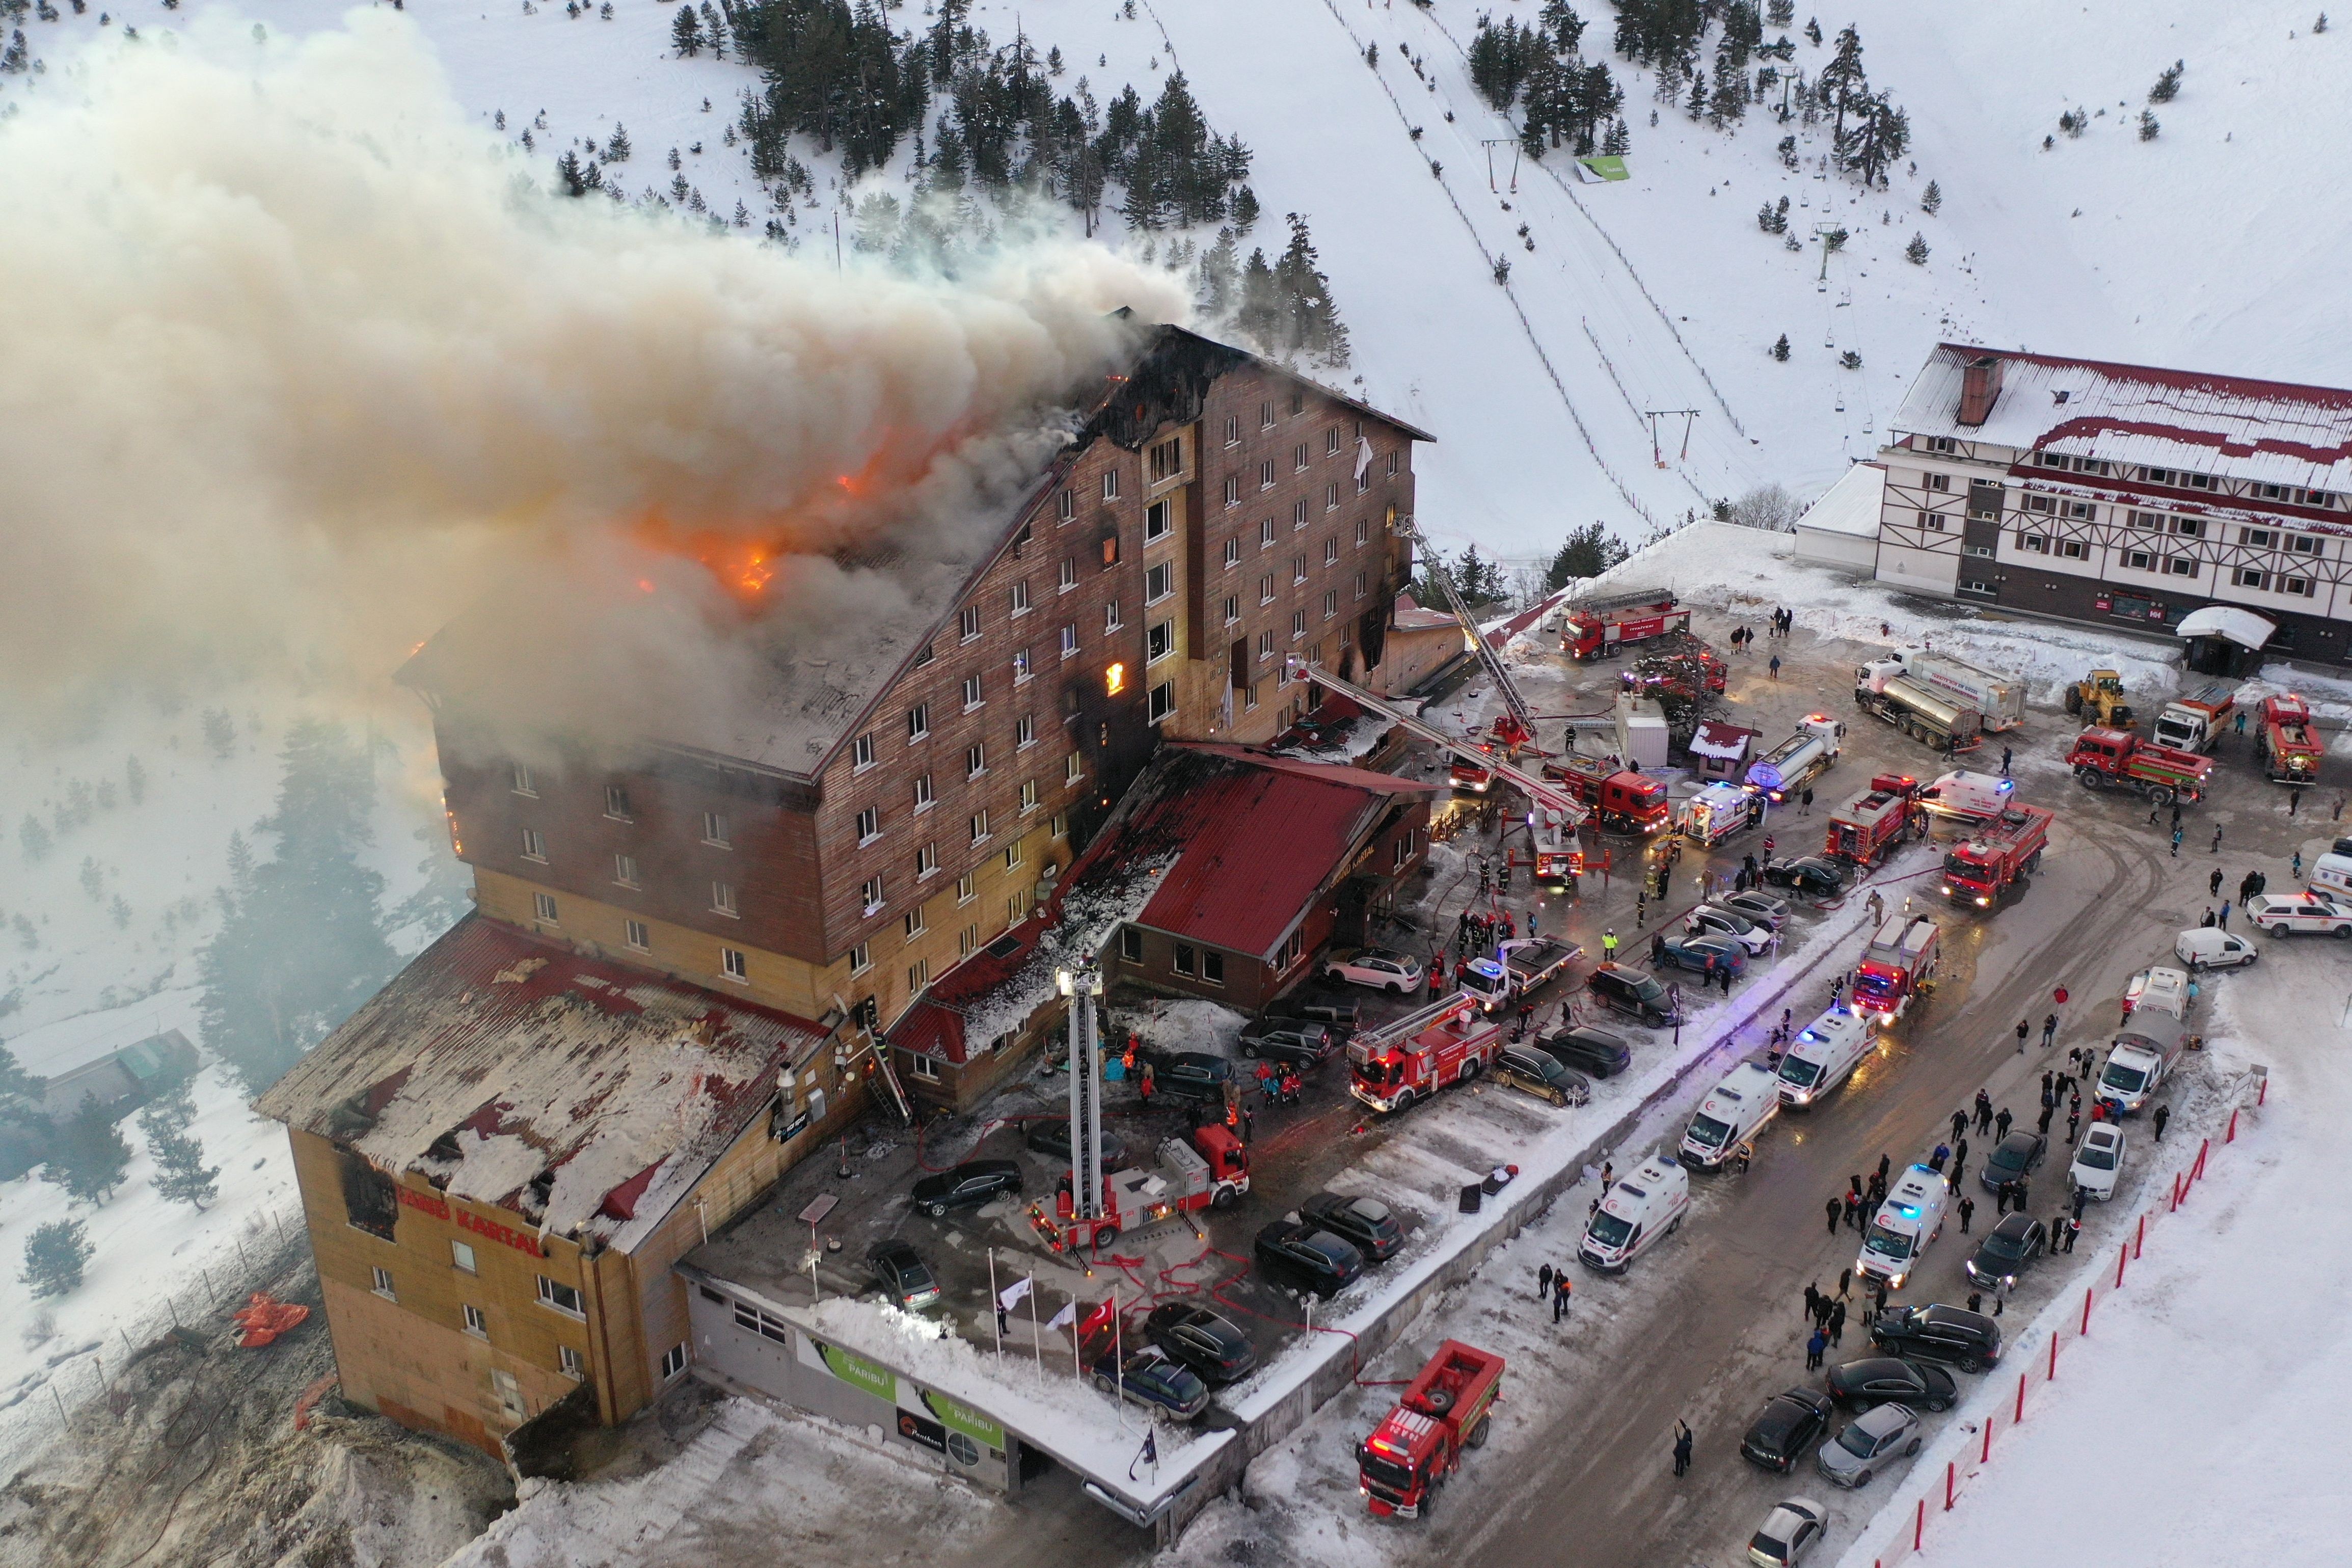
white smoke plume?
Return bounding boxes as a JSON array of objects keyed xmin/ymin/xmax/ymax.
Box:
[{"xmin": 0, "ymin": 11, "xmax": 1186, "ymax": 744}]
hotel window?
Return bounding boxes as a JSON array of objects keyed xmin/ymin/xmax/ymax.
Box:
[
  {"xmin": 1050, "ymin": 813, "xmax": 1068, "ymax": 839},
  {"xmin": 1354, "ymin": 571, "xmax": 1368, "ymax": 601},
  {"xmin": 1293, "ymin": 443, "xmax": 1310, "ymax": 472},
  {"xmin": 965, "ymin": 742, "xmax": 987, "ymax": 778},
  {"xmin": 2290, "ymin": 534, "xmax": 2323, "ymax": 555},
  {"xmin": 1259, "ymin": 459, "xmax": 1277, "ymax": 490},
  {"xmin": 970, "ymin": 810, "xmax": 991, "ymax": 844},
  {"xmin": 1257, "ymin": 629, "xmax": 1274, "ymax": 661},
  {"xmin": 2241, "ymin": 526, "xmax": 2278, "ymax": 548},
  {"xmin": 958, "ymin": 925, "xmax": 979, "ymax": 957},
  {"xmin": 1325, "ymin": 428, "xmax": 1342, "ymax": 456},
  {"xmin": 537, "ymin": 1277, "xmax": 586, "ymax": 1318},
  {"xmin": 2018, "ymin": 533, "xmax": 2049, "ymax": 554},
  {"xmin": 1355, "ymin": 469, "xmax": 1371, "ymax": 495},
  {"xmin": 1020, "ymin": 779, "xmax": 1039, "ymax": 812},
  {"xmin": 604, "ymin": 785, "xmax": 632, "ymax": 820},
  {"xmin": 903, "ymin": 907, "xmax": 925, "ymax": 939},
  {"xmin": 1061, "ymin": 624, "xmax": 1079, "ymax": 659},
  {"xmin": 913, "ymin": 773, "xmax": 935, "ymax": 812},
  {"xmin": 1915, "ymin": 511, "xmax": 1945, "ymax": 531},
  {"xmin": 1355, "ymin": 518, "xmax": 1370, "ymax": 546},
  {"xmin": 860, "ymin": 876, "xmax": 884, "ymax": 914},
  {"xmin": 962, "ymin": 673, "xmax": 984, "ymax": 710},
  {"xmin": 1259, "ymin": 574, "xmax": 1276, "ymax": 606},
  {"xmin": 1222, "ymin": 537, "xmax": 1241, "ymax": 569},
  {"xmin": 849, "ymin": 942, "xmax": 872, "ymax": 975},
  {"xmin": 1148, "ymin": 435, "xmax": 1183, "ymax": 483},
  {"xmin": 1146, "ymin": 562, "xmax": 1173, "ymax": 603},
  {"xmin": 464, "ymin": 1304, "xmax": 489, "ymax": 1338},
  {"xmin": 1016, "ymin": 712, "xmax": 1035, "ymax": 748},
  {"xmin": 2172, "ymin": 518, "xmax": 2203, "ymax": 538},
  {"xmin": 907, "ymin": 702, "xmax": 930, "ymax": 742},
  {"xmin": 959, "ymin": 605, "xmax": 981, "ymax": 642},
  {"xmin": 613, "ymin": 853, "xmax": 640, "ymax": 887},
  {"xmin": 852, "ymin": 732, "xmax": 876, "ymax": 770},
  {"xmin": 1245, "ymin": 682, "xmax": 1261, "ymax": 711},
  {"xmin": 957, "ymin": 873, "xmax": 976, "ymax": 904},
  {"xmin": 1291, "ymin": 391, "xmax": 1304, "ymax": 415},
  {"xmin": 1224, "ymin": 414, "xmax": 1240, "ymax": 446},
  {"xmin": 510, "ymin": 764, "xmax": 535, "ymax": 796},
  {"xmin": 914, "ymin": 842, "xmax": 937, "ymax": 878},
  {"xmin": 1323, "ymin": 538, "xmax": 1340, "ymax": 566},
  {"xmin": 855, "ymin": 806, "xmax": 880, "ymax": 843},
  {"xmin": 1057, "ymin": 489, "xmax": 1074, "ymax": 523},
  {"xmin": 721, "ymin": 946, "xmax": 747, "ymax": 981},
  {"xmin": 1101, "ymin": 470, "xmax": 1120, "ymax": 501},
  {"xmin": 1059, "ymin": 556, "xmax": 1078, "ymax": 592},
  {"xmin": 533, "ymin": 891, "xmax": 558, "ymax": 923},
  {"xmin": 2283, "ymin": 576, "xmax": 2315, "ymax": 597},
  {"xmin": 2123, "ymin": 550, "xmax": 2155, "ymax": 571},
  {"xmin": 702, "ymin": 810, "xmax": 730, "ymax": 846},
  {"xmin": 2058, "ymin": 539, "xmax": 2088, "ymax": 560},
  {"xmin": 1223, "ymin": 594, "xmax": 1241, "ymax": 625},
  {"xmin": 1322, "ymin": 590, "xmax": 1339, "ymax": 619},
  {"xmin": 1325, "ymin": 484, "xmax": 1340, "ymax": 511},
  {"xmin": 712, "ymin": 881, "xmax": 739, "ymax": 916},
  {"xmin": 1292, "ymin": 499, "xmax": 1309, "ymax": 528},
  {"xmin": 906, "ymin": 958, "xmax": 931, "ymax": 991},
  {"xmin": 1292, "ymin": 554, "xmax": 1309, "ymax": 584},
  {"xmin": 1259, "ymin": 517, "xmax": 1276, "ymax": 548},
  {"xmin": 1385, "ymin": 451, "xmax": 1400, "ymax": 476},
  {"xmin": 1003, "ymin": 839, "xmax": 1023, "ymax": 871},
  {"xmin": 372, "ymin": 1267, "xmax": 396, "ymax": 1302},
  {"xmin": 560, "ymin": 1346, "xmax": 586, "ymax": 1381},
  {"xmin": 1148, "ymin": 620, "xmax": 1176, "ymax": 662},
  {"xmin": 1290, "ymin": 611, "xmax": 1307, "ymax": 640},
  {"xmin": 2025, "ymin": 496, "xmax": 2056, "ymax": 515},
  {"xmin": 1012, "ymin": 647, "xmax": 1032, "ymax": 685},
  {"xmin": 2167, "ymin": 556, "xmax": 2199, "ymax": 577},
  {"xmin": 1010, "ymin": 581, "xmax": 1031, "ymax": 616},
  {"xmin": 1120, "ymin": 927, "xmax": 1144, "ymax": 962},
  {"xmin": 520, "ymin": 828, "xmax": 547, "ymax": 862},
  {"xmin": 1925, "ymin": 437, "xmax": 1958, "ymax": 454},
  {"xmin": 1223, "ymin": 475, "xmax": 1240, "ymax": 507},
  {"xmin": 1923, "ymin": 472, "xmax": 1951, "ymax": 492},
  {"xmin": 1065, "ymin": 751, "xmax": 1084, "ymax": 785},
  {"xmin": 1174, "ymin": 942, "xmax": 1197, "ymax": 976},
  {"xmin": 1104, "ymin": 600, "xmax": 1123, "ymax": 632},
  {"xmin": 907, "ymin": 1050, "xmax": 939, "ymax": 1080},
  {"xmin": 1145, "ymin": 500, "xmax": 1171, "ymax": 542},
  {"xmin": 625, "ymin": 918, "xmax": 651, "ymax": 951},
  {"xmin": 2061, "ymin": 500, "xmax": 2093, "ymax": 520},
  {"xmin": 2235, "ymin": 567, "xmax": 2269, "ymax": 589}
]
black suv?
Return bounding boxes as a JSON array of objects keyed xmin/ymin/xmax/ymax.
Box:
[
  {"xmin": 1144, "ymin": 1051, "xmax": 1232, "ymax": 1102},
  {"xmin": 1254, "ymin": 1220, "xmax": 1364, "ymax": 1299},
  {"xmin": 1536, "ymin": 1024, "xmax": 1634, "ymax": 1078},
  {"xmin": 1979, "ymin": 1130, "xmax": 2048, "ymax": 1194},
  {"xmin": 1870, "ymin": 1304, "xmax": 2004, "ymax": 1373},
  {"xmin": 909, "ymin": 1158, "xmax": 1023, "ymax": 1218},
  {"xmin": 1739, "ymin": 1386, "xmax": 1834, "ymax": 1473},
  {"xmin": 1144, "ymin": 1303, "xmax": 1258, "ymax": 1386},
  {"xmin": 1585, "ymin": 963, "xmax": 1683, "ymax": 1028},
  {"xmin": 1264, "ymin": 994, "xmax": 1363, "ymax": 1034},
  {"xmin": 1237, "ymin": 1019, "xmax": 1338, "ymax": 1067},
  {"xmin": 1301, "ymin": 1191, "xmax": 1404, "ymax": 1262},
  {"xmin": 1022, "ymin": 1119, "xmax": 1129, "ymax": 1168}
]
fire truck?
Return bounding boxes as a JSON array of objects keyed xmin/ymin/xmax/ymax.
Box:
[
  {"xmin": 1401, "ymin": 521, "xmax": 1553, "ymax": 793},
  {"xmin": 1744, "ymin": 715, "xmax": 1845, "ymax": 803},
  {"xmin": 1823, "ymin": 774, "xmax": 1920, "ymax": 867},
  {"xmin": 1542, "ymin": 753, "xmax": 1672, "ymax": 833},
  {"xmin": 1347, "ymin": 995, "xmax": 1507, "ymax": 1114},
  {"xmin": 1285, "ymin": 657, "xmax": 1591, "ymax": 885},
  {"xmin": 1029, "ymin": 1126, "xmax": 1251, "ymax": 1253},
  {"xmin": 1358, "ymin": 1340, "xmax": 1505, "ymax": 1518},
  {"xmin": 1559, "ymin": 591, "xmax": 1690, "ymax": 661},
  {"xmin": 1852, "ymin": 914, "xmax": 1939, "ymax": 1022},
  {"xmin": 2256, "ymin": 693, "xmax": 2324, "ymax": 786},
  {"xmin": 1940, "ymin": 804, "xmax": 2053, "ymax": 908},
  {"xmin": 2065, "ymin": 727, "xmax": 2215, "ymax": 804}
]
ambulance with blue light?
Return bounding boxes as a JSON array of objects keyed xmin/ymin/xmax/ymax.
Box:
[
  {"xmin": 1773, "ymin": 1006, "xmax": 1879, "ymax": 1107},
  {"xmin": 1856, "ymin": 1164, "xmax": 1950, "ymax": 1290}
]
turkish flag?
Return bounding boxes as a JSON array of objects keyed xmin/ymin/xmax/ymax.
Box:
[{"xmin": 1078, "ymin": 1298, "xmax": 1117, "ymax": 1339}]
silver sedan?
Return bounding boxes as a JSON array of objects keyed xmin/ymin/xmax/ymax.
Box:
[{"xmin": 1815, "ymin": 1402, "xmax": 1922, "ymax": 1489}]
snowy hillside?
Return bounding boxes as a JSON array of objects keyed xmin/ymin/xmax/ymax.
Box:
[{"xmin": 8, "ymin": 1, "xmax": 2344, "ymax": 567}]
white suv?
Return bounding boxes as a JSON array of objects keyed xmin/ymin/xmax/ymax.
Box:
[
  {"xmin": 2247, "ymin": 893, "xmax": 2352, "ymax": 937},
  {"xmin": 2069, "ymin": 1123, "xmax": 2125, "ymax": 1201},
  {"xmin": 1321, "ymin": 949, "xmax": 1424, "ymax": 994}
]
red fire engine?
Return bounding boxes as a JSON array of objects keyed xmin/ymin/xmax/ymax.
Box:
[
  {"xmin": 1559, "ymin": 592, "xmax": 1690, "ymax": 661},
  {"xmin": 1940, "ymin": 804, "xmax": 2053, "ymax": 908},
  {"xmin": 2257, "ymin": 693, "xmax": 2324, "ymax": 786},
  {"xmin": 1348, "ymin": 996, "xmax": 1506, "ymax": 1114},
  {"xmin": 1823, "ymin": 774, "xmax": 1920, "ymax": 867},
  {"xmin": 1852, "ymin": 914, "xmax": 1939, "ymax": 1022},
  {"xmin": 1029, "ymin": 1126, "xmax": 1250, "ymax": 1253},
  {"xmin": 1542, "ymin": 753, "xmax": 1672, "ymax": 833},
  {"xmin": 1358, "ymin": 1340, "xmax": 1506, "ymax": 1518}
]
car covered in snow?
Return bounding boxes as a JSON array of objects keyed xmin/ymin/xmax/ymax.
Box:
[
  {"xmin": 1685, "ymin": 903, "xmax": 1776, "ymax": 955},
  {"xmin": 1090, "ymin": 1344, "xmax": 1210, "ymax": 1421},
  {"xmin": 2248, "ymin": 891, "xmax": 2352, "ymax": 937},
  {"xmin": 2174, "ymin": 927, "xmax": 2257, "ymax": 970},
  {"xmin": 2070, "ymin": 1123, "xmax": 2126, "ymax": 1201},
  {"xmin": 1320, "ymin": 948, "xmax": 1425, "ymax": 994}
]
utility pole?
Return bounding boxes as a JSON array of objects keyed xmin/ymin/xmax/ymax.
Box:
[
  {"xmin": 1812, "ymin": 222, "xmax": 1844, "ymax": 289},
  {"xmin": 1479, "ymin": 138, "xmax": 1521, "ymax": 194},
  {"xmin": 1643, "ymin": 409, "xmax": 1700, "ymax": 468}
]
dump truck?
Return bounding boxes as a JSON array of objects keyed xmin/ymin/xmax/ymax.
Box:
[
  {"xmin": 1891, "ymin": 648, "xmax": 2026, "ymax": 733},
  {"xmin": 1349, "ymin": 996, "xmax": 1507, "ymax": 1114},
  {"xmin": 2065, "ymin": 727, "xmax": 2215, "ymax": 804},
  {"xmin": 1852, "ymin": 914, "xmax": 1939, "ymax": 1023},
  {"xmin": 1744, "ymin": 715, "xmax": 1846, "ymax": 803},
  {"xmin": 1940, "ymin": 804, "xmax": 2053, "ymax": 908},
  {"xmin": 2256, "ymin": 692, "xmax": 2324, "ymax": 786},
  {"xmin": 1855, "ymin": 666, "xmax": 1983, "ymax": 753},
  {"xmin": 1030, "ymin": 1126, "xmax": 1251, "ymax": 1253},
  {"xmin": 1457, "ymin": 937, "xmax": 1585, "ymax": 1014},
  {"xmin": 2151, "ymin": 684, "xmax": 2235, "ymax": 754},
  {"xmin": 1358, "ymin": 1340, "xmax": 1505, "ymax": 1518},
  {"xmin": 2064, "ymin": 669, "xmax": 2136, "ymax": 728},
  {"xmin": 1543, "ymin": 753, "xmax": 1673, "ymax": 833},
  {"xmin": 1824, "ymin": 774, "xmax": 1921, "ymax": 867},
  {"xmin": 1559, "ymin": 592, "xmax": 1689, "ymax": 661}
]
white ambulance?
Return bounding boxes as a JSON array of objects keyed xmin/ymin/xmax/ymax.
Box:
[
  {"xmin": 1577, "ymin": 1155, "xmax": 1692, "ymax": 1272},
  {"xmin": 1856, "ymin": 1164, "xmax": 1950, "ymax": 1290},
  {"xmin": 1774, "ymin": 1007, "xmax": 1880, "ymax": 1107},
  {"xmin": 1679, "ymin": 1062, "xmax": 1782, "ymax": 1170}
]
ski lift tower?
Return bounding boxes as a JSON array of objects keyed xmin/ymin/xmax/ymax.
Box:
[{"xmin": 1056, "ymin": 961, "xmax": 1107, "ymax": 1225}]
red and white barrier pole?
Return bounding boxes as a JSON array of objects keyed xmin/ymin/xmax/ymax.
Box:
[
  {"xmin": 2015, "ymin": 1371, "xmax": 2027, "ymax": 1422},
  {"xmin": 2048, "ymin": 1332, "xmax": 2059, "ymax": 1381},
  {"xmin": 2080, "ymin": 1286, "xmax": 2094, "ymax": 1335},
  {"xmin": 1915, "ymin": 1497, "xmax": 1927, "ymax": 1551},
  {"xmin": 2193, "ymin": 1137, "xmax": 2209, "ymax": 1181},
  {"xmin": 1945, "ymin": 1459, "xmax": 1956, "ymax": 1510},
  {"xmin": 2226, "ymin": 1107, "xmax": 2239, "ymax": 1144},
  {"xmin": 2170, "ymin": 1172, "xmax": 2182, "ymax": 1212},
  {"xmin": 2134, "ymin": 1212, "xmax": 2145, "ymax": 1260},
  {"xmin": 2116, "ymin": 1242, "xmax": 2128, "ymax": 1288},
  {"xmin": 2259, "ymin": 1074, "xmax": 2268, "ymax": 1106},
  {"xmin": 1982, "ymin": 1414, "xmax": 1994, "ymax": 1464}
]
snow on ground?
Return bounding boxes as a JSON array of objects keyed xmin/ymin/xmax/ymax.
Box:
[{"xmin": 1830, "ymin": 945, "xmax": 2349, "ymax": 1568}]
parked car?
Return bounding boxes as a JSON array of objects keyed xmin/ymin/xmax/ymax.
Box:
[
  {"xmin": 2174, "ymin": 927, "xmax": 2257, "ymax": 971},
  {"xmin": 1762, "ymin": 856, "xmax": 1849, "ymax": 898},
  {"xmin": 1300, "ymin": 1191, "xmax": 1405, "ymax": 1262},
  {"xmin": 1321, "ymin": 948, "xmax": 1425, "ymax": 994},
  {"xmin": 2247, "ymin": 891, "xmax": 2352, "ymax": 936},
  {"xmin": 1746, "ymin": 1497, "xmax": 1830, "ymax": 1567},
  {"xmin": 1979, "ymin": 1130, "xmax": 2048, "ymax": 1193},
  {"xmin": 1658, "ymin": 932, "xmax": 1748, "ymax": 978},
  {"xmin": 1144, "ymin": 1303, "xmax": 1258, "ymax": 1386},
  {"xmin": 1824, "ymin": 1357, "xmax": 1956, "ymax": 1413},
  {"xmin": 1741, "ymin": 1387, "xmax": 1836, "ymax": 1473},
  {"xmin": 1254, "ymin": 1220, "xmax": 1363, "ymax": 1299},
  {"xmin": 1022, "ymin": 1119, "xmax": 1129, "ymax": 1168},
  {"xmin": 1814, "ymin": 1402, "xmax": 1922, "ymax": 1489},
  {"xmin": 1090, "ymin": 1345, "xmax": 1210, "ymax": 1420},
  {"xmin": 1720, "ymin": 889, "xmax": 1792, "ymax": 931},
  {"xmin": 1964, "ymin": 1212, "xmax": 2048, "ymax": 1293},
  {"xmin": 909, "ymin": 1159, "xmax": 1023, "ymax": 1218},
  {"xmin": 1586, "ymin": 963, "xmax": 1684, "ymax": 1028},
  {"xmin": 868, "ymin": 1241, "xmax": 941, "ymax": 1311},
  {"xmin": 1237, "ymin": 1019, "xmax": 1339, "ymax": 1067},
  {"xmin": 1686, "ymin": 904, "xmax": 1775, "ymax": 955},
  {"xmin": 1536, "ymin": 1023, "xmax": 1635, "ymax": 1078},
  {"xmin": 1494, "ymin": 1043, "xmax": 1592, "ymax": 1107},
  {"xmin": 1870, "ymin": 1304, "xmax": 2003, "ymax": 1372},
  {"xmin": 1262, "ymin": 994, "xmax": 1362, "ymax": 1033},
  {"xmin": 1144, "ymin": 1050, "xmax": 1232, "ymax": 1102},
  {"xmin": 2070, "ymin": 1123, "xmax": 2126, "ymax": 1201}
]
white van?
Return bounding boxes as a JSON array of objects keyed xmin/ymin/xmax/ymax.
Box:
[
  {"xmin": 1775, "ymin": 1007, "xmax": 1879, "ymax": 1107},
  {"xmin": 2310, "ymin": 849, "xmax": 2352, "ymax": 901},
  {"xmin": 1914, "ymin": 770, "xmax": 2017, "ymax": 822},
  {"xmin": 1578, "ymin": 1155, "xmax": 1691, "ymax": 1272},
  {"xmin": 1856, "ymin": 1164, "xmax": 1950, "ymax": 1290},
  {"xmin": 2121, "ymin": 966, "xmax": 2192, "ymax": 1024},
  {"xmin": 1679, "ymin": 1062, "xmax": 1782, "ymax": 1169},
  {"xmin": 2096, "ymin": 1011, "xmax": 2189, "ymax": 1116}
]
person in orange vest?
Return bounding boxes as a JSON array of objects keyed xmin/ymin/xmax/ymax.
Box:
[
  {"xmin": 1121, "ymin": 1037, "xmax": 1138, "ymax": 1077},
  {"xmin": 1138, "ymin": 1063, "xmax": 1155, "ymax": 1102}
]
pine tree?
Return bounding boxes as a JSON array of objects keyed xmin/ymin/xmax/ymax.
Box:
[
  {"xmin": 1274, "ymin": 213, "xmax": 1349, "ymax": 367},
  {"xmin": 19, "ymin": 814, "xmax": 49, "ymax": 863},
  {"xmin": 1545, "ymin": 523, "xmax": 1630, "ymax": 588},
  {"xmin": 149, "ymin": 1124, "xmax": 221, "ymax": 1211},
  {"xmin": 1921, "ymin": 178, "xmax": 1942, "ymax": 214},
  {"xmin": 1772, "ymin": 333, "xmax": 1792, "ymax": 361},
  {"xmin": 555, "ymin": 149, "xmax": 587, "ymax": 197},
  {"xmin": 21, "ymin": 1219, "xmax": 91, "ymax": 1298},
  {"xmin": 2149, "ymin": 59, "xmax": 2183, "ymax": 103},
  {"xmin": 0, "ymin": 1043, "xmax": 43, "ymax": 1124},
  {"xmin": 1905, "ymin": 231, "xmax": 1929, "ymax": 263},
  {"xmin": 605, "ymin": 122, "xmax": 632, "ymax": 163},
  {"xmin": 46, "ymin": 1095, "xmax": 133, "ymax": 1205},
  {"xmin": 1804, "ymin": 17, "xmax": 1822, "ymax": 45},
  {"xmin": 1237, "ymin": 246, "xmax": 1281, "ymax": 346},
  {"xmin": 2139, "ymin": 109, "xmax": 2160, "ymax": 141},
  {"xmin": 670, "ymin": 4, "xmax": 702, "ymax": 56}
]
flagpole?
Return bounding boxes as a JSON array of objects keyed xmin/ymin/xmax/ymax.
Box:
[
  {"xmin": 1072, "ymin": 1296, "xmax": 1082, "ymax": 1380},
  {"xmin": 989, "ymin": 1248, "xmax": 1002, "ymax": 1359},
  {"xmin": 1113, "ymin": 1288, "xmax": 1125, "ymax": 1434},
  {"xmin": 1030, "ymin": 1285, "xmax": 1042, "ymax": 1382}
]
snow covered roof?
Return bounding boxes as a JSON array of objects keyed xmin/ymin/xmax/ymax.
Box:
[
  {"xmin": 1391, "ymin": 593, "xmax": 1466, "ymax": 634},
  {"xmin": 1894, "ymin": 344, "xmax": 2352, "ymax": 491},
  {"xmin": 256, "ymin": 916, "xmax": 829, "ymax": 1252},
  {"xmin": 1795, "ymin": 462, "xmax": 1887, "ymax": 538},
  {"xmin": 2175, "ymin": 605, "xmax": 2278, "ymax": 650},
  {"xmin": 1687, "ymin": 721, "xmax": 1756, "ymax": 761}
]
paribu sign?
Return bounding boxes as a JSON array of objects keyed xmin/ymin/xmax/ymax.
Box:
[{"xmin": 797, "ymin": 1335, "xmax": 1006, "ymax": 1451}]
